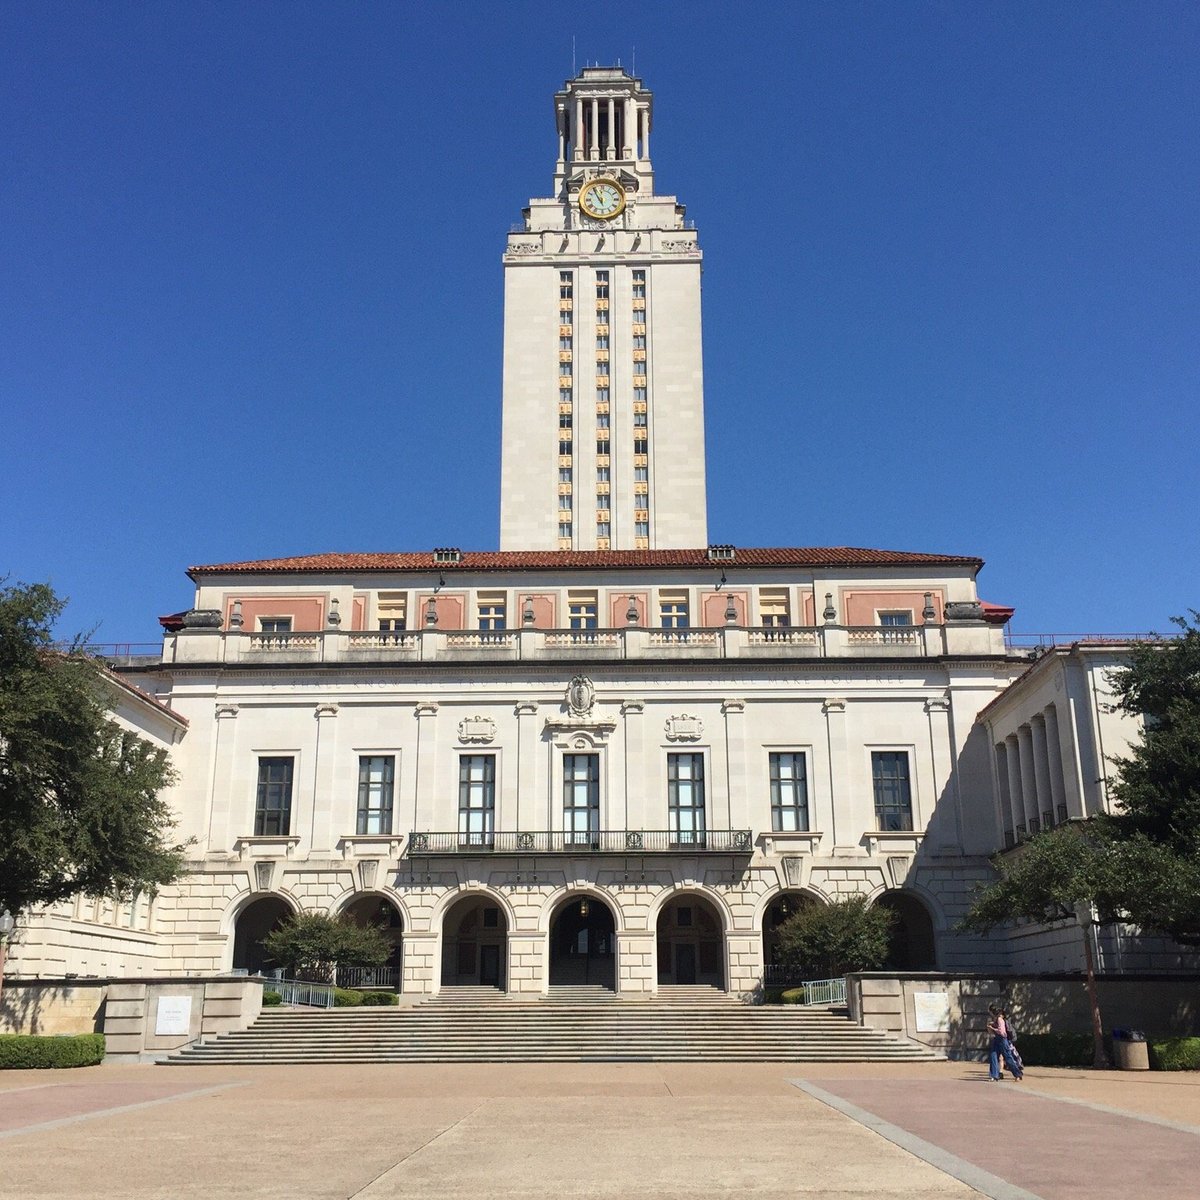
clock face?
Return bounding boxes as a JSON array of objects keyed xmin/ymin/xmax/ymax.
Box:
[{"xmin": 579, "ymin": 179, "xmax": 625, "ymax": 220}]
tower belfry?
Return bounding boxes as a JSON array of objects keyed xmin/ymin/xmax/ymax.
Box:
[{"xmin": 500, "ymin": 68, "xmax": 708, "ymax": 552}]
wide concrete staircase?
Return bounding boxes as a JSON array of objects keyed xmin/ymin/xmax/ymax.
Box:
[{"xmin": 162, "ymin": 985, "xmax": 940, "ymax": 1065}]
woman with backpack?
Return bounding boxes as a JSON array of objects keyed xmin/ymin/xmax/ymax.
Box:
[{"xmin": 987, "ymin": 1004, "xmax": 1024, "ymax": 1081}]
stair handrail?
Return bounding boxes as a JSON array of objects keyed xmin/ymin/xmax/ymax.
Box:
[
  {"xmin": 266, "ymin": 973, "xmax": 336, "ymax": 1009},
  {"xmin": 796, "ymin": 977, "xmax": 847, "ymax": 1006}
]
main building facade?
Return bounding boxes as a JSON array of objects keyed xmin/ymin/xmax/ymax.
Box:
[{"xmin": 17, "ymin": 69, "xmax": 1161, "ymax": 996}]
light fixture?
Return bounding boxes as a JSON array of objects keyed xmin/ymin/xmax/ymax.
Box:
[
  {"xmin": 0, "ymin": 910, "xmax": 14, "ymax": 938},
  {"xmin": 715, "ymin": 568, "xmax": 727, "ymax": 590},
  {"xmin": 579, "ymin": 899, "xmax": 590, "ymax": 917}
]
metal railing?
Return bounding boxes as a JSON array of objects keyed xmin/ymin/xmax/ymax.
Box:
[
  {"xmin": 266, "ymin": 975, "xmax": 335, "ymax": 1008},
  {"xmin": 762, "ymin": 969, "xmax": 847, "ymax": 1006},
  {"xmin": 1004, "ymin": 632, "xmax": 1152, "ymax": 649},
  {"xmin": 407, "ymin": 829, "xmax": 754, "ymax": 855},
  {"xmin": 335, "ymin": 966, "xmax": 400, "ymax": 991}
]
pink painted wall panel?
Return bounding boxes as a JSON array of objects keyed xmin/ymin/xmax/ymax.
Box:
[
  {"xmin": 700, "ymin": 590, "xmax": 747, "ymax": 626},
  {"xmin": 610, "ymin": 591, "xmax": 648, "ymax": 627}
]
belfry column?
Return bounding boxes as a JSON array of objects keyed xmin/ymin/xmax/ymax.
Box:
[
  {"xmin": 574, "ymin": 96, "xmax": 583, "ymax": 160},
  {"xmin": 606, "ymin": 97, "xmax": 615, "ymax": 159},
  {"xmin": 590, "ymin": 98, "xmax": 599, "ymax": 159},
  {"xmin": 623, "ymin": 97, "xmax": 634, "ymax": 157}
]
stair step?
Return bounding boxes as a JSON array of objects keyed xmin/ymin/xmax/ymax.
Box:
[{"xmin": 164, "ymin": 992, "xmax": 940, "ymax": 1066}]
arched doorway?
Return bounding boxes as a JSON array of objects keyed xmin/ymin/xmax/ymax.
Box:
[
  {"xmin": 231, "ymin": 895, "xmax": 293, "ymax": 976},
  {"xmin": 656, "ymin": 894, "xmax": 725, "ymax": 989},
  {"xmin": 441, "ymin": 894, "xmax": 508, "ymax": 989},
  {"xmin": 549, "ymin": 896, "xmax": 616, "ymax": 990},
  {"xmin": 341, "ymin": 894, "xmax": 404, "ymax": 991},
  {"xmin": 876, "ymin": 890, "xmax": 937, "ymax": 970},
  {"xmin": 761, "ymin": 891, "xmax": 821, "ymax": 984}
]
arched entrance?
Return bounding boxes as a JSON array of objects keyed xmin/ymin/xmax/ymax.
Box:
[
  {"xmin": 549, "ymin": 896, "xmax": 616, "ymax": 990},
  {"xmin": 341, "ymin": 893, "xmax": 404, "ymax": 991},
  {"xmin": 656, "ymin": 894, "xmax": 725, "ymax": 989},
  {"xmin": 441, "ymin": 894, "xmax": 508, "ymax": 989},
  {"xmin": 231, "ymin": 895, "xmax": 293, "ymax": 976},
  {"xmin": 876, "ymin": 890, "xmax": 937, "ymax": 970},
  {"xmin": 762, "ymin": 891, "xmax": 822, "ymax": 983}
]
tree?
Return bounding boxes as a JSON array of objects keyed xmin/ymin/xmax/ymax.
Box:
[
  {"xmin": 960, "ymin": 826, "xmax": 1115, "ymax": 1068},
  {"xmin": 1099, "ymin": 613, "xmax": 1200, "ymax": 944},
  {"xmin": 0, "ymin": 582, "xmax": 185, "ymax": 998},
  {"xmin": 260, "ymin": 913, "xmax": 391, "ymax": 983},
  {"xmin": 775, "ymin": 895, "xmax": 895, "ymax": 979}
]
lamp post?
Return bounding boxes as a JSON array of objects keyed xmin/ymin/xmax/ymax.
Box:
[{"xmin": 0, "ymin": 909, "xmax": 15, "ymax": 1008}]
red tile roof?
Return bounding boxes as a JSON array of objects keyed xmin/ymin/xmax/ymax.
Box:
[
  {"xmin": 189, "ymin": 547, "xmax": 984, "ymax": 578},
  {"xmin": 980, "ymin": 601, "xmax": 1016, "ymax": 625}
]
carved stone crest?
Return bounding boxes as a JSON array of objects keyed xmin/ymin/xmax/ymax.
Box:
[
  {"xmin": 457, "ymin": 715, "xmax": 497, "ymax": 744},
  {"xmin": 566, "ymin": 675, "xmax": 595, "ymax": 718},
  {"xmin": 664, "ymin": 714, "xmax": 703, "ymax": 741}
]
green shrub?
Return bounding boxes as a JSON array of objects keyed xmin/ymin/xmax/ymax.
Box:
[
  {"xmin": 1013, "ymin": 1032, "xmax": 1097, "ymax": 1067},
  {"xmin": 359, "ymin": 990, "xmax": 399, "ymax": 1006},
  {"xmin": 1149, "ymin": 1037, "xmax": 1200, "ymax": 1071},
  {"xmin": 775, "ymin": 895, "xmax": 894, "ymax": 978},
  {"xmin": 0, "ymin": 1033, "xmax": 106, "ymax": 1069},
  {"xmin": 780, "ymin": 988, "xmax": 806, "ymax": 1005},
  {"xmin": 333, "ymin": 987, "xmax": 364, "ymax": 1007},
  {"xmin": 262, "ymin": 990, "xmax": 283, "ymax": 1007}
]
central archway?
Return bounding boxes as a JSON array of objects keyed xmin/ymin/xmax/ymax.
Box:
[
  {"xmin": 762, "ymin": 890, "xmax": 822, "ymax": 985},
  {"xmin": 441, "ymin": 894, "xmax": 508, "ymax": 989},
  {"xmin": 341, "ymin": 893, "xmax": 404, "ymax": 991},
  {"xmin": 656, "ymin": 893, "xmax": 725, "ymax": 989},
  {"xmin": 548, "ymin": 895, "xmax": 616, "ymax": 990}
]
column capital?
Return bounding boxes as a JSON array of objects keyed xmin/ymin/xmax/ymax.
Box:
[
  {"xmin": 822, "ymin": 697, "xmax": 847, "ymax": 714},
  {"xmin": 721, "ymin": 699, "xmax": 746, "ymax": 715},
  {"xmin": 415, "ymin": 702, "xmax": 439, "ymax": 718}
]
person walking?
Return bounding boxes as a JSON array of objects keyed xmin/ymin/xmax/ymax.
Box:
[
  {"xmin": 987, "ymin": 1004, "xmax": 1023, "ymax": 1081},
  {"xmin": 1001, "ymin": 1007, "xmax": 1025, "ymax": 1076}
]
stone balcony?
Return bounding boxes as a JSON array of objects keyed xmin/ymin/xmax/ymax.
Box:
[
  {"xmin": 406, "ymin": 829, "xmax": 755, "ymax": 855},
  {"xmin": 162, "ymin": 621, "xmax": 1006, "ymax": 666}
]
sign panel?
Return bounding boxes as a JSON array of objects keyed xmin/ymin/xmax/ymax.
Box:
[
  {"xmin": 154, "ymin": 995, "xmax": 193, "ymax": 1036},
  {"xmin": 913, "ymin": 991, "xmax": 951, "ymax": 1033}
]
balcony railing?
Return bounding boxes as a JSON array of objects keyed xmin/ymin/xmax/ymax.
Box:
[
  {"xmin": 406, "ymin": 829, "xmax": 754, "ymax": 855},
  {"xmin": 163, "ymin": 621, "xmax": 1008, "ymax": 666}
]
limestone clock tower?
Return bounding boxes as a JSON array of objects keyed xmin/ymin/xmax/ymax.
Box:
[{"xmin": 499, "ymin": 68, "xmax": 708, "ymax": 552}]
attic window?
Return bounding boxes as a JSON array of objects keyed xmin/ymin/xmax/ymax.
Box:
[
  {"xmin": 706, "ymin": 545, "xmax": 736, "ymax": 562},
  {"xmin": 433, "ymin": 548, "xmax": 462, "ymax": 565}
]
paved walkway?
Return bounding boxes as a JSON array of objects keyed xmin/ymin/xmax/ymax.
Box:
[{"xmin": 0, "ymin": 1061, "xmax": 1194, "ymax": 1198}]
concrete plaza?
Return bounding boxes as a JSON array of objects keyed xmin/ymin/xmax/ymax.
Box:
[{"xmin": 0, "ymin": 1060, "xmax": 1196, "ymax": 1199}]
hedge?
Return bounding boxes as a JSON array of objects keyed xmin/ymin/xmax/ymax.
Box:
[
  {"xmin": 0, "ymin": 1034, "xmax": 106, "ymax": 1070},
  {"xmin": 333, "ymin": 987, "xmax": 364, "ymax": 1007},
  {"xmin": 360, "ymin": 990, "xmax": 399, "ymax": 1006},
  {"xmin": 1149, "ymin": 1037, "xmax": 1200, "ymax": 1071},
  {"xmin": 1011, "ymin": 1033, "xmax": 1097, "ymax": 1067},
  {"xmin": 262, "ymin": 990, "xmax": 283, "ymax": 1007}
]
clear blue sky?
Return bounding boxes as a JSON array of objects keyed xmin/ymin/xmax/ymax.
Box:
[{"xmin": 2, "ymin": 2, "xmax": 1197, "ymax": 643}]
